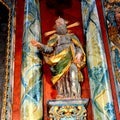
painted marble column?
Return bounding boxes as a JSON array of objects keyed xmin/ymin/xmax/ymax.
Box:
[
  {"xmin": 101, "ymin": 0, "xmax": 120, "ymax": 111},
  {"xmin": 81, "ymin": 0, "xmax": 116, "ymax": 119},
  {"xmin": 21, "ymin": 0, "xmax": 43, "ymax": 120}
]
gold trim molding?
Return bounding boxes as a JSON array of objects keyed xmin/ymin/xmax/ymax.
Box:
[
  {"xmin": 49, "ymin": 105, "xmax": 87, "ymax": 120},
  {"xmin": 47, "ymin": 99, "xmax": 89, "ymax": 120},
  {"xmin": 0, "ymin": 0, "xmax": 11, "ymax": 120}
]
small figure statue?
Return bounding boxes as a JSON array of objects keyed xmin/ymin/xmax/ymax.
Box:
[{"xmin": 31, "ymin": 17, "xmax": 86, "ymax": 99}]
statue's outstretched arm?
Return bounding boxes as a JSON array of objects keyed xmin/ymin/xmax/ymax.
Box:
[{"xmin": 31, "ymin": 39, "xmax": 54, "ymax": 54}]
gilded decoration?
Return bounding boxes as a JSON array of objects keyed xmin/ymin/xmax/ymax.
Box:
[
  {"xmin": 47, "ymin": 99, "xmax": 88, "ymax": 120},
  {"xmin": 0, "ymin": 0, "xmax": 10, "ymax": 120},
  {"xmin": 105, "ymin": 1, "xmax": 120, "ymax": 50},
  {"xmin": 49, "ymin": 105, "xmax": 87, "ymax": 120},
  {"xmin": 0, "ymin": 0, "xmax": 15, "ymax": 120}
]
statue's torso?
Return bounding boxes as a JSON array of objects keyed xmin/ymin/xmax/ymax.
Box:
[{"xmin": 54, "ymin": 34, "xmax": 75, "ymax": 54}]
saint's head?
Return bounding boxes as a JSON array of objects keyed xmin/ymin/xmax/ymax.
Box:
[{"xmin": 55, "ymin": 17, "xmax": 67, "ymax": 35}]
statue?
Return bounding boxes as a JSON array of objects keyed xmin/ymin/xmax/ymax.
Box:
[{"xmin": 31, "ymin": 17, "xmax": 86, "ymax": 99}]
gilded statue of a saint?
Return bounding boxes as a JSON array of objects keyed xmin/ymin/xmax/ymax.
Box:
[{"xmin": 31, "ymin": 17, "xmax": 86, "ymax": 99}]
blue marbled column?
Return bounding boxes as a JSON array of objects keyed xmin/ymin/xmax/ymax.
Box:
[
  {"xmin": 101, "ymin": 0, "xmax": 120, "ymax": 111},
  {"xmin": 21, "ymin": 0, "xmax": 43, "ymax": 120},
  {"xmin": 81, "ymin": 0, "xmax": 116, "ymax": 119}
]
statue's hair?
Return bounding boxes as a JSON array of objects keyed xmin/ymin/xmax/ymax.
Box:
[{"xmin": 55, "ymin": 17, "xmax": 66, "ymax": 24}]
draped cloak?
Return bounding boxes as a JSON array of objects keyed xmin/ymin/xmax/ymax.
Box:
[{"xmin": 43, "ymin": 33, "xmax": 86, "ymax": 85}]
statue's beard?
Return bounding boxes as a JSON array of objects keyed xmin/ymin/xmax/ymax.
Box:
[{"xmin": 56, "ymin": 24, "xmax": 67, "ymax": 35}]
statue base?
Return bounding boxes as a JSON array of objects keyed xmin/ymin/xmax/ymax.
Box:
[{"xmin": 47, "ymin": 98, "xmax": 89, "ymax": 120}]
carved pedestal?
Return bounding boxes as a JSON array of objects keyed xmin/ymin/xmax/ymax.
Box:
[{"xmin": 47, "ymin": 99, "xmax": 89, "ymax": 120}]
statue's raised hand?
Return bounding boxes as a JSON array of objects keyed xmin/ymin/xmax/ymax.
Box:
[{"xmin": 30, "ymin": 39, "xmax": 42, "ymax": 48}]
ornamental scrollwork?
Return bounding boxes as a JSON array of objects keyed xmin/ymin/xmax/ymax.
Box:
[{"xmin": 49, "ymin": 105, "xmax": 87, "ymax": 120}]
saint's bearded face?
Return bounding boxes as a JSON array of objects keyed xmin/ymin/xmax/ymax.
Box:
[{"xmin": 55, "ymin": 18, "xmax": 67, "ymax": 35}]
